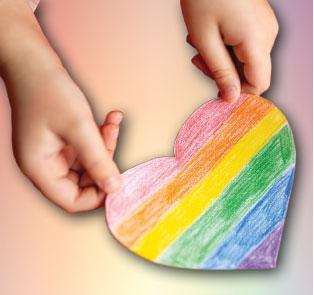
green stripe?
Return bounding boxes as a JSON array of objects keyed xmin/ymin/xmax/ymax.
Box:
[{"xmin": 158, "ymin": 125, "xmax": 295, "ymax": 268}]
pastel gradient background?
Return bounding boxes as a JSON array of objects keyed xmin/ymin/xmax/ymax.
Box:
[{"xmin": 0, "ymin": 0, "xmax": 312, "ymax": 294}]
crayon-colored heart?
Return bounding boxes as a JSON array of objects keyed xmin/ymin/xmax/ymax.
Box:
[{"xmin": 105, "ymin": 94, "xmax": 296, "ymax": 270}]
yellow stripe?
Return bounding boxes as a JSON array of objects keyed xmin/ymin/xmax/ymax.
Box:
[{"xmin": 132, "ymin": 108, "xmax": 287, "ymax": 260}]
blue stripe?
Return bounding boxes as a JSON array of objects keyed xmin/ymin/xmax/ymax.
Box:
[{"xmin": 201, "ymin": 167, "xmax": 295, "ymax": 269}]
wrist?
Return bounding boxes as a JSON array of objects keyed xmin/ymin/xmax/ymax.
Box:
[{"xmin": 0, "ymin": 0, "xmax": 62, "ymax": 83}]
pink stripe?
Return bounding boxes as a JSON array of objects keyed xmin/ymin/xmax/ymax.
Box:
[
  {"xmin": 106, "ymin": 157, "xmax": 179, "ymax": 227},
  {"xmin": 174, "ymin": 94, "xmax": 247, "ymax": 163},
  {"xmin": 106, "ymin": 94, "xmax": 248, "ymax": 227}
]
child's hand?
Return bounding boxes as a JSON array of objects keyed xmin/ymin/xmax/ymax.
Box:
[
  {"xmin": 0, "ymin": 1, "xmax": 123, "ymax": 213},
  {"xmin": 8, "ymin": 66, "xmax": 123, "ymax": 213},
  {"xmin": 181, "ymin": 0, "xmax": 279, "ymax": 102}
]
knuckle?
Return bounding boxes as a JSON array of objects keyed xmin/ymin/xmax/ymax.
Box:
[
  {"xmin": 67, "ymin": 113, "xmax": 93, "ymax": 134},
  {"xmin": 12, "ymin": 138, "xmax": 42, "ymax": 179},
  {"xmin": 211, "ymin": 68, "xmax": 233, "ymax": 81}
]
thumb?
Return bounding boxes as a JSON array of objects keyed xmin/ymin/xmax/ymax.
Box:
[
  {"xmin": 195, "ymin": 29, "xmax": 241, "ymax": 102},
  {"xmin": 63, "ymin": 116, "xmax": 122, "ymax": 194}
]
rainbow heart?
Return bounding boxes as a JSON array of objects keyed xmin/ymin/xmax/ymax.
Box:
[{"xmin": 105, "ymin": 94, "xmax": 296, "ymax": 270}]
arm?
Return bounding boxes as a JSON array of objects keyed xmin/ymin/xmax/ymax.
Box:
[{"xmin": 0, "ymin": 0, "xmax": 123, "ymax": 212}]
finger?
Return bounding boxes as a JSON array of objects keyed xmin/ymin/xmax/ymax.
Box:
[
  {"xmin": 195, "ymin": 28, "xmax": 241, "ymax": 102},
  {"xmin": 79, "ymin": 123, "xmax": 121, "ymax": 188},
  {"xmin": 67, "ymin": 125, "xmax": 119, "ymax": 190},
  {"xmin": 64, "ymin": 144, "xmax": 84, "ymax": 174},
  {"xmin": 68, "ymin": 170, "xmax": 80, "ymax": 184},
  {"xmin": 68, "ymin": 112, "xmax": 123, "ymax": 188},
  {"xmin": 191, "ymin": 54, "xmax": 213, "ymax": 78},
  {"xmin": 70, "ymin": 161, "xmax": 84, "ymax": 173},
  {"xmin": 47, "ymin": 179, "xmax": 105, "ymax": 213},
  {"xmin": 187, "ymin": 36, "xmax": 213, "ymax": 77},
  {"xmin": 102, "ymin": 111, "xmax": 123, "ymax": 157},
  {"xmin": 102, "ymin": 124, "xmax": 120, "ymax": 158},
  {"xmin": 78, "ymin": 121, "xmax": 120, "ymax": 187},
  {"xmin": 102, "ymin": 110, "xmax": 123, "ymax": 156},
  {"xmin": 104, "ymin": 110, "xmax": 124, "ymax": 126},
  {"xmin": 23, "ymin": 149, "xmax": 105, "ymax": 213},
  {"xmin": 234, "ymin": 45, "xmax": 272, "ymax": 95},
  {"xmin": 186, "ymin": 34, "xmax": 195, "ymax": 48},
  {"xmin": 79, "ymin": 171, "xmax": 94, "ymax": 188},
  {"xmin": 63, "ymin": 145, "xmax": 76, "ymax": 167},
  {"xmin": 47, "ymin": 178, "xmax": 105, "ymax": 213},
  {"xmin": 63, "ymin": 116, "xmax": 122, "ymax": 194}
]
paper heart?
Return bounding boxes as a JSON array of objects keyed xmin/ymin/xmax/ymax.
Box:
[{"xmin": 105, "ymin": 94, "xmax": 296, "ymax": 270}]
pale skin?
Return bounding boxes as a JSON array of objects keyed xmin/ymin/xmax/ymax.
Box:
[
  {"xmin": 0, "ymin": 0, "xmax": 278, "ymax": 213},
  {"xmin": 181, "ymin": 0, "xmax": 279, "ymax": 101}
]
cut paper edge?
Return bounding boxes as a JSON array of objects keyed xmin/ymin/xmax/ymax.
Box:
[
  {"xmin": 105, "ymin": 95, "xmax": 296, "ymax": 270},
  {"xmin": 238, "ymin": 222, "xmax": 285, "ymax": 269}
]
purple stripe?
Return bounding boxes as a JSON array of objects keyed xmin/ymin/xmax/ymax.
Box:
[{"xmin": 238, "ymin": 222, "xmax": 284, "ymax": 269}]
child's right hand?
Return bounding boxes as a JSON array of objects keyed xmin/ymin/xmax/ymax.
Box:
[
  {"xmin": 181, "ymin": 0, "xmax": 279, "ymax": 102},
  {"xmin": 0, "ymin": 0, "xmax": 122, "ymax": 213}
]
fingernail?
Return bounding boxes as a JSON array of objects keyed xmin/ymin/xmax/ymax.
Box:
[
  {"xmin": 116, "ymin": 112, "xmax": 124, "ymax": 124},
  {"xmin": 222, "ymin": 85, "xmax": 238, "ymax": 103},
  {"xmin": 103, "ymin": 175, "xmax": 122, "ymax": 193},
  {"xmin": 112, "ymin": 128, "xmax": 119, "ymax": 139}
]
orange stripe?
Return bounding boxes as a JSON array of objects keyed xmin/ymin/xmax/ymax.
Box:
[{"xmin": 115, "ymin": 96, "xmax": 273, "ymax": 247}]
